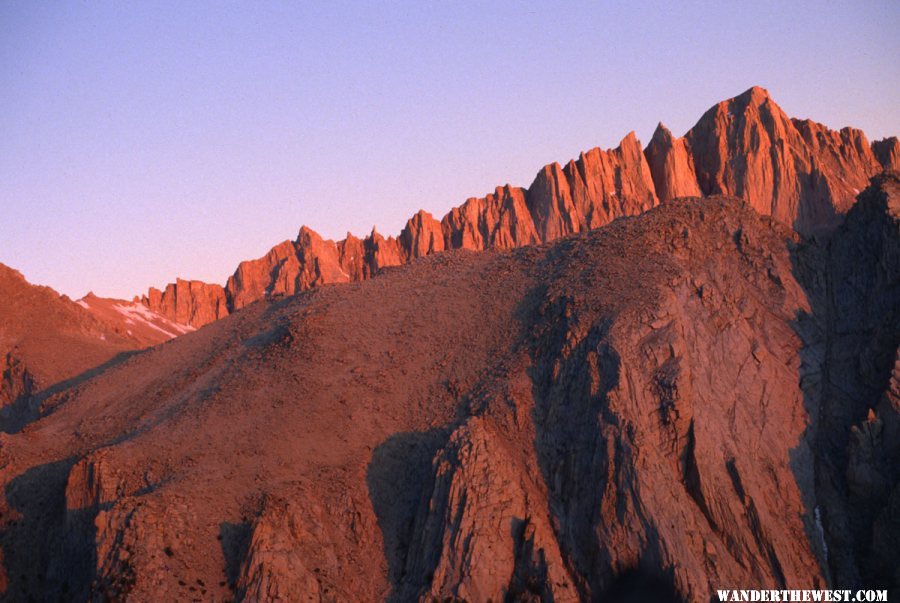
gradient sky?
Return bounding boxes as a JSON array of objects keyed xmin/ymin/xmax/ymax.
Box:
[{"xmin": 2, "ymin": 1, "xmax": 898, "ymax": 299}]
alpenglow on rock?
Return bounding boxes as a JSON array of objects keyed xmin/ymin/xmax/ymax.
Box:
[{"xmin": 140, "ymin": 87, "xmax": 897, "ymax": 328}]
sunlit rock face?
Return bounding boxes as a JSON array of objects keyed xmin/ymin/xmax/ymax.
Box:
[{"xmin": 142, "ymin": 87, "xmax": 891, "ymax": 329}]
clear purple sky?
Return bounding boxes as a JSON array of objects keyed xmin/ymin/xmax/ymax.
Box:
[{"xmin": 2, "ymin": 1, "xmax": 898, "ymax": 299}]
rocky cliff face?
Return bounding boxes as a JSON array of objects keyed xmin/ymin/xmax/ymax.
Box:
[
  {"xmin": 141, "ymin": 279, "xmax": 229, "ymax": 327},
  {"xmin": 140, "ymin": 87, "xmax": 894, "ymax": 329},
  {"xmin": 6, "ymin": 191, "xmax": 893, "ymax": 601},
  {"xmin": 792, "ymin": 172, "xmax": 900, "ymax": 593},
  {"xmin": 663, "ymin": 87, "xmax": 883, "ymax": 234},
  {"xmin": 645, "ymin": 123, "xmax": 702, "ymax": 201}
]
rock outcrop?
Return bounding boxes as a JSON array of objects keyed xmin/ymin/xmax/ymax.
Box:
[
  {"xmin": 139, "ymin": 87, "xmax": 894, "ymax": 329},
  {"xmin": 0, "ymin": 352, "xmax": 35, "ymax": 430},
  {"xmin": 661, "ymin": 86, "xmax": 883, "ymax": 234},
  {"xmin": 398, "ymin": 210, "xmax": 445, "ymax": 259},
  {"xmin": 526, "ymin": 131, "xmax": 659, "ymax": 241},
  {"xmin": 142, "ymin": 279, "xmax": 229, "ymax": 327},
  {"xmin": 645, "ymin": 122, "xmax": 702, "ymax": 201}
]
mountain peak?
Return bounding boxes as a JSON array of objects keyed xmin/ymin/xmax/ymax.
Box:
[
  {"xmin": 650, "ymin": 122, "xmax": 674, "ymax": 144},
  {"xmin": 736, "ymin": 85, "xmax": 772, "ymax": 104}
]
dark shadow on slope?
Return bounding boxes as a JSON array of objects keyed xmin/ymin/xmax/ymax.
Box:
[
  {"xmin": 788, "ymin": 172, "xmax": 900, "ymax": 593},
  {"xmin": 1, "ymin": 349, "xmax": 146, "ymax": 434},
  {"xmin": 366, "ymin": 428, "xmax": 449, "ymax": 602},
  {"xmin": 0, "ymin": 458, "xmax": 97, "ymax": 603},
  {"xmin": 597, "ymin": 567, "xmax": 685, "ymax": 603},
  {"xmin": 219, "ymin": 521, "xmax": 252, "ymax": 591},
  {"xmin": 516, "ymin": 242, "xmax": 623, "ymax": 599}
]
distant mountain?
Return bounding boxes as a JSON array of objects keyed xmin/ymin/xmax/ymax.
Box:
[
  {"xmin": 1, "ymin": 173, "xmax": 895, "ymax": 600},
  {"xmin": 138, "ymin": 86, "xmax": 899, "ymax": 328},
  {"xmin": 0, "ymin": 265, "xmax": 189, "ymax": 431}
]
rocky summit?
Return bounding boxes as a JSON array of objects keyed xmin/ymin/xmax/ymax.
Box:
[{"xmin": 0, "ymin": 86, "xmax": 897, "ymax": 602}]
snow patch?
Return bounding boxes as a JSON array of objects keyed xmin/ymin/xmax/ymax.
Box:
[
  {"xmin": 814, "ymin": 506, "xmax": 828, "ymax": 563},
  {"xmin": 76, "ymin": 299, "xmax": 89, "ymax": 309},
  {"xmin": 112, "ymin": 302, "xmax": 195, "ymax": 338}
]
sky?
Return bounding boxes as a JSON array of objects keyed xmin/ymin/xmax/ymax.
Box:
[{"xmin": 1, "ymin": 1, "xmax": 898, "ymax": 299}]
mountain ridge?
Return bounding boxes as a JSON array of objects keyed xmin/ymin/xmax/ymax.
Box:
[
  {"xmin": 137, "ymin": 86, "xmax": 898, "ymax": 327},
  {"xmin": 2, "ymin": 175, "xmax": 896, "ymax": 600}
]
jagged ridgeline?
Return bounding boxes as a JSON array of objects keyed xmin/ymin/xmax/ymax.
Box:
[{"xmin": 139, "ymin": 86, "xmax": 898, "ymax": 327}]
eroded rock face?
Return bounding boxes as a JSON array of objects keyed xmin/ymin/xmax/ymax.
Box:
[
  {"xmin": 4, "ymin": 187, "xmax": 898, "ymax": 600},
  {"xmin": 646, "ymin": 122, "xmax": 702, "ymax": 201},
  {"xmin": 399, "ymin": 210, "xmax": 445, "ymax": 260},
  {"xmin": 443, "ymin": 185, "xmax": 539, "ymax": 251},
  {"xmin": 234, "ymin": 496, "xmax": 371, "ymax": 602},
  {"xmin": 681, "ymin": 86, "xmax": 882, "ymax": 234},
  {"xmin": 0, "ymin": 352, "xmax": 36, "ymax": 429},
  {"xmin": 526, "ymin": 132, "xmax": 659, "ymax": 242},
  {"xmin": 400, "ymin": 416, "xmax": 578, "ymax": 602},
  {"xmin": 142, "ymin": 279, "xmax": 229, "ymax": 327},
  {"xmin": 139, "ymin": 88, "xmax": 893, "ymax": 329}
]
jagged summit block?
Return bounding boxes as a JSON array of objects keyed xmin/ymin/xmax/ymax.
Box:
[
  {"xmin": 645, "ymin": 122, "xmax": 702, "ymax": 201},
  {"xmin": 682, "ymin": 85, "xmax": 882, "ymax": 231}
]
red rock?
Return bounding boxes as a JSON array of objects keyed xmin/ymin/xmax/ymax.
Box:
[
  {"xmin": 684, "ymin": 86, "xmax": 882, "ymax": 233},
  {"xmin": 442, "ymin": 185, "xmax": 538, "ymax": 250},
  {"xmin": 337, "ymin": 233, "xmax": 366, "ymax": 282},
  {"xmin": 225, "ymin": 240, "xmax": 297, "ymax": 310},
  {"xmin": 142, "ymin": 278, "xmax": 228, "ymax": 327},
  {"xmin": 527, "ymin": 132, "xmax": 658, "ymax": 242},
  {"xmin": 7, "ymin": 194, "xmax": 877, "ymax": 600},
  {"xmin": 645, "ymin": 122, "xmax": 702, "ymax": 200},
  {"xmin": 363, "ymin": 228, "xmax": 404, "ymax": 278},
  {"xmin": 136, "ymin": 87, "xmax": 894, "ymax": 328},
  {"xmin": 399, "ymin": 210, "xmax": 445, "ymax": 259}
]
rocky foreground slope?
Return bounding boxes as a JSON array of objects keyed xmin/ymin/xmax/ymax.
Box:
[
  {"xmin": 1, "ymin": 174, "xmax": 896, "ymax": 601},
  {"xmin": 140, "ymin": 86, "xmax": 898, "ymax": 328}
]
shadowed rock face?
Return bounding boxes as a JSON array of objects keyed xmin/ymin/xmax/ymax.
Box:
[
  {"xmin": 872, "ymin": 137, "xmax": 899, "ymax": 172},
  {"xmin": 140, "ymin": 87, "xmax": 895, "ymax": 329},
  {"xmin": 792, "ymin": 172, "xmax": 900, "ymax": 593},
  {"xmin": 6, "ymin": 182, "xmax": 897, "ymax": 601}
]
